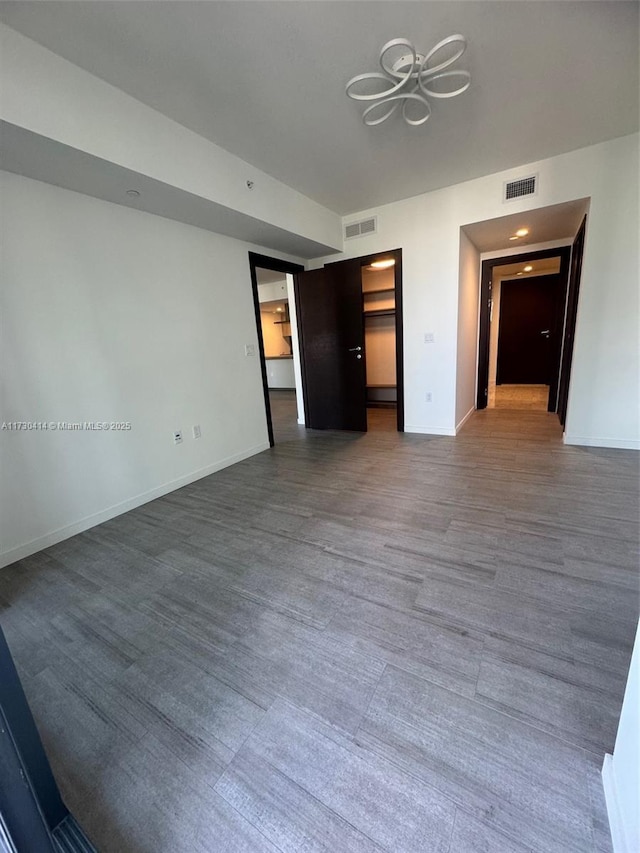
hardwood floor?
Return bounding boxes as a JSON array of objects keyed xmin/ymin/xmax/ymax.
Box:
[
  {"xmin": 492, "ymin": 384, "xmax": 550, "ymax": 411},
  {"xmin": 1, "ymin": 397, "xmax": 638, "ymax": 852}
]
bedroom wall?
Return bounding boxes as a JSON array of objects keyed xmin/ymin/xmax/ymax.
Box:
[{"xmin": 0, "ymin": 171, "xmax": 303, "ymax": 567}]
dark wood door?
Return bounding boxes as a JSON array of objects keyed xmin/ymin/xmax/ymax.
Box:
[
  {"xmin": 557, "ymin": 216, "xmax": 586, "ymax": 426},
  {"xmin": 497, "ymin": 275, "xmax": 560, "ymax": 384},
  {"xmin": 295, "ymin": 260, "xmax": 367, "ymax": 430}
]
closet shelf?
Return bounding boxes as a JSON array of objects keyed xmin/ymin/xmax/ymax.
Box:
[
  {"xmin": 363, "ymin": 287, "xmax": 395, "ymax": 295},
  {"xmin": 363, "ymin": 309, "xmax": 395, "ymax": 317}
]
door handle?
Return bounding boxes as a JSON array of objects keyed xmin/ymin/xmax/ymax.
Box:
[
  {"xmin": 540, "ymin": 330, "xmax": 550, "ymax": 337},
  {"xmin": 348, "ymin": 346, "xmax": 362, "ymax": 352}
]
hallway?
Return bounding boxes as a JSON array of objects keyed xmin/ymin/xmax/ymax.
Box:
[{"xmin": 0, "ymin": 407, "xmax": 637, "ymax": 852}]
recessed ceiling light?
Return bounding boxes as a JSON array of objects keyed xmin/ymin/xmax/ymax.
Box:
[
  {"xmin": 370, "ymin": 259, "xmax": 395, "ymax": 269},
  {"xmin": 509, "ymin": 235, "xmax": 519, "ymax": 241},
  {"xmin": 126, "ymin": 189, "xmax": 140, "ymax": 197},
  {"xmin": 523, "ymin": 265, "xmax": 533, "ymax": 272},
  {"xmin": 516, "ymin": 272, "xmax": 524, "ymax": 276},
  {"xmin": 515, "ymin": 228, "xmax": 529, "ymax": 237}
]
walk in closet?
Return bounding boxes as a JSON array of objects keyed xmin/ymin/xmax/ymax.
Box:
[{"xmin": 361, "ymin": 262, "xmax": 396, "ymax": 407}]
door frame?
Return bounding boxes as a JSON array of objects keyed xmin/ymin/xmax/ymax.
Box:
[
  {"xmin": 321, "ymin": 248, "xmax": 404, "ymax": 432},
  {"xmin": 476, "ymin": 246, "xmax": 571, "ymax": 413},
  {"xmin": 557, "ymin": 215, "xmax": 587, "ymax": 426},
  {"xmin": 248, "ymin": 252, "xmax": 305, "ymax": 447}
]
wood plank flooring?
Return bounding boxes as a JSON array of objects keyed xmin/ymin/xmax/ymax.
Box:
[
  {"xmin": 1, "ymin": 394, "xmax": 638, "ymax": 852},
  {"xmin": 492, "ymin": 384, "xmax": 550, "ymax": 411}
]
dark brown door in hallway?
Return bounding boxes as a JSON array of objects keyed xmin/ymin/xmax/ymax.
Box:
[
  {"xmin": 294, "ymin": 260, "xmax": 367, "ymax": 431},
  {"xmin": 497, "ymin": 275, "xmax": 561, "ymax": 385}
]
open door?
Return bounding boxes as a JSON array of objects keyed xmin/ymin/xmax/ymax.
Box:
[
  {"xmin": 295, "ymin": 259, "xmax": 367, "ymax": 430},
  {"xmin": 557, "ymin": 215, "xmax": 586, "ymax": 427}
]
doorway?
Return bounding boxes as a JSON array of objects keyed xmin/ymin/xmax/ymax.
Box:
[
  {"xmin": 478, "ymin": 246, "xmax": 572, "ymax": 415},
  {"xmin": 294, "ymin": 249, "xmax": 404, "ymax": 433},
  {"xmin": 248, "ymin": 252, "xmax": 304, "ymax": 447}
]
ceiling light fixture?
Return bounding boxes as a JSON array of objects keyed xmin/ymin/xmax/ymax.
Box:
[
  {"xmin": 346, "ymin": 35, "xmax": 471, "ymax": 127},
  {"xmin": 515, "ymin": 228, "xmax": 529, "ymax": 237},
  {"xmin": 523, "ymin": 265, "xmax": 533, "ymax": 272},
  {"xmin": 126, "ymin": 189, "xmax": 140, "ymax": 197},
  {"xmin": 370, "ymin": 259, "xmax": 395, "ymax": 269}
]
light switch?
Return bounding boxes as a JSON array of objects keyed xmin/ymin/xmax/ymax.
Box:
[
  {"xmin": 424, "ymin": 332, "xmax": 435, "ymax": 343},
  {"xmin": 244, "ymin": 344, "xmax": 256, "ymax": 356}
]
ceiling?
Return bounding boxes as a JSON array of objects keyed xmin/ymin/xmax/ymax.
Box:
[
  {"xmin": 462, "ymin": 199, "xmax": 589, "ymax": 253},
  {"xmin": 494, "ymin": 257, "xmax": 561, "ymax": 279},
  {"xmin": 0, "ymin": 123, "xmax": 335, "ymax": 258},
  {"xmin": 0, "ymin": 2, "xmax": 637, "ymax": 215},
  {"xmin": 256, "ymin": 269, "xmax": 288, "ymax": 285}
]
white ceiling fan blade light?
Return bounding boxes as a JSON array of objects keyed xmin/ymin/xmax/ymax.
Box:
[
  {"xmin": 346, "ymin": 41, "xmax": 417, "ymax": 102},
  {"xmin": 346, "ymin": 71, "xmax": 402, "ymax": 101},
  {"xmin": 346, "ymin": 34, "xmax": 470, "ymax": 126},
  {"xmin": 379, "ymin": 38, "xmax": 418, "ymax": 79},
  {"xmin": 420, "ymin": 34, "xmax": 467, "ymax": 77},
  {"xmin": 419, "ymin": 70, "xmax": 471, "ymax": 99},
  {"xmin": 362, "ymin": 92, "xmax": 432, "ymax": 127},
  {"xmin": 402, "ymin": 93, "xmax": 432, "ymax": 126},
  {"xmin": 361, "ymin": 97, "xmax": 403, "ymax": 126}
]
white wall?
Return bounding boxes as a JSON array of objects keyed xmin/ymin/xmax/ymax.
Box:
[
  {"xmin": 365, "ymin": 317, "xmax": 396, "ymax": 386},
  {"xmin": 455, "ymin": 231, "xmax": 480, "ymax": 430},
  {"xmin": 257, "ymin": 280, "xmax": 288, "ymax": 304},
  {"xmin": 285, "ymin": 274, "xmax": 306, "ymax": 425},
  {"xmin": 603, "ymin": 621, "xmax": 640, "ymax": 853},
  {"xmin": 311, "ymin": 134, "xmax": 639, "ymax": 447},
  {"xmin": 0, "ymin": 171, "xmax": 303, "ymax": 567}
]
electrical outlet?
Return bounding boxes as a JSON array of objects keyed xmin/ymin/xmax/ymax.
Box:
[
  {"xmin": 193, "ymin": 425, "xmax": 201, "ymax": 439},
  {"xmin": 425, "ymin": 392, "xmax": 433, "ymax": 403},
  {"xmin": 173, "ymin": 430, "xmax": 183, "ymax": 445},
  {"xmin": 244, "ymin": 344, "xmax": 256, "ymax": 357},
  {"xmin": 424, "ymin": 332, "xmax": 435, "ymax": 343}
]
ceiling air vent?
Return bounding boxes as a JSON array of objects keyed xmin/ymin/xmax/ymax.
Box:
[
  {"xmin": 344, "ymin": 216, "xmax": 377, "ymax": 239},
  {"xmin": 504, "ymin": 175, "xmax": 537, "ymax": 202}
]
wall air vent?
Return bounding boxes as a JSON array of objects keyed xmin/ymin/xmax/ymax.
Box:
[
  {"xmin": 344, "ymin": 216, "xmax": 377, "ymax": 239},
  {"xmin": 504, "ymin": 175, "xmax": 537, "ymax": 202}
]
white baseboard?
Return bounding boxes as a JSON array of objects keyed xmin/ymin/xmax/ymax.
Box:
[
  {"xmin": 0, "ymin": 441, "xmax": 270, "ymax": 569},
  {"xmin": 297, "ymin": 417, "xmax": 305, "ymax": 425},
  {"xmin": 404, "ymin": 424, "xmax": 456, "ymax": 436},
  {"xmin": 602, "ymin": 753, "xmax": 629, "ymax": 853},
  {"xmin": 455, "ymin": 407, "xmax": 475, "ymax": 434},
  {"xmin": 563, "ymin": 434, "xmax": 640, "ymax": 450}
]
